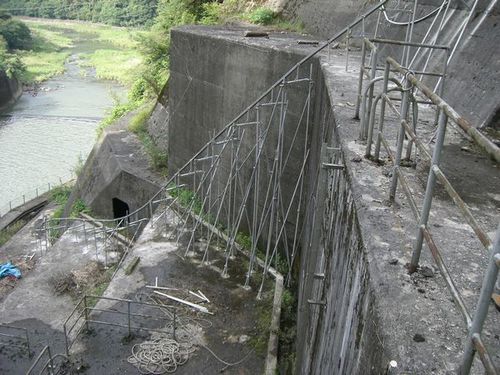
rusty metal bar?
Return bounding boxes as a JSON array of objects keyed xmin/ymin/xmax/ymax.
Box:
[
  {"xmin": 471, "ymin": 334, "xmax": 499, "ymax": 375},
  {"xmin": 26, "ymin": 346, "xmax": 49, "ymax": 375},
  {"xmin": 389, "ymin": 90, "xmax": 411, "ymax": 201},
  {"xmin": 387, "ymin": 57, "xmax": 500, "ymax": 163},
  {"xmin": 365, "ymin": 66, "xmax": 445, "ymax": 77},
  {"xmin": 380, "ymin": 136, "xmax": 421, "ymax": 221},
  {"xmin": 422, "ymin": 226, "xmax": 472, "ymax": 326},
  {"xmin": 400, "ymin": 119, "xmax": 432, "ymax": 160},
  {"xmin": 431, "ymin": 165, "xmax": 492, "ymax": 251},
  {"xmin": 370, "ymin": 38, "xmax": 449, "ymax": 50},
  {"xmin": 409, "ymin": 110, "xmax": 448, "ymax": 271},
  {"xmin": 460, "ymin": 226, "xmax": 500, "ymax": 374}
]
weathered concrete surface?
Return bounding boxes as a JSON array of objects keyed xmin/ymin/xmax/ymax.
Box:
[
  {"xmin": 0, "ymin": 207, "xmax": 102, "ymax": 373},
  {"xmin": 0, "ymin": 195, "xmax": 47, "ymax": 231},
  {"xmin": 165, "ymin": 26, "xmax": 500, "ymax": 374},
  {"xmin": 0, "ymin": 70, "xmax": 22, "ymax": 111},
  {"xmin": 147, "ymin": 99, "xmax": 169, "ymax": 153},
  {"xmin": 69, "ymin": 206, "xmax": 272, "ymax": 374},
  {"xmin": 445, "ymin": 3, "xmax": 500, "ymax": 129},
  {"xmin": 168, "ymin": 25, "xmax": 320, "ymax": 239},
  {"xmin": 66, "ymin": 113, "xmax": 166, "ymax": 220},
  {"xmin": 278, "ymin": 0, "xmax": 500, "ymax": 129}
]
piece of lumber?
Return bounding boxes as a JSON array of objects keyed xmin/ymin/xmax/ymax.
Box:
[{"xmin": 153, "ymin": 291, "xmax": 212, "ymax": 314}]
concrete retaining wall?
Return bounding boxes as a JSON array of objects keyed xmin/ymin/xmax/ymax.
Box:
[
  {"xmin": 166, "ymin": 26, "xmax": 388, "ymax": 374},
  {"xmin": 0, "ymin": 70, "xmax": 22, "ymax": 111},
  {"xmin": 167, "ymin": 26, "xmax": 319, "ymax": 235}
]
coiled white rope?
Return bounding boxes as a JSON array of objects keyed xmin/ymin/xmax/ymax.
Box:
[{"xmin": 128, "ymin": 334, "xmax": 195, "ymax": 374}]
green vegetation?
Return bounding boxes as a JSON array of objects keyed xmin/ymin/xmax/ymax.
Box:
[
  {"xmin": 0, "ymin": 37, "xmax": 24, "ymax": 78},
  {"xmin": 48, "ymin": 184, "xmax": 90, "ymax": 241},
  {"xmin": 0, "ymin": 219, "xmax": 27, "ymax": 247},
  {"xmin": 16, "ymin": 18, "xmax": 143, "ymax": 85},
  {"xmin": 19, "ymin": 50, "xmax": 68, "ymax": 83},
  {"xmin": 0, "ymin": 12, "xmax": 32, "ymax": 49},
  {"xmin": 70, "ymin": 198, "xmax": 91, "ymax": 217},
  {"xmin": 249, "ymin": 291, "xmax": 273, "ymax": 355},
  {"xmin": 0, "ymin": 13, "xmax": 28, "ymax": 78},
  {"xmin": 50, "ymin": 184, "xmax": 72, "ymax": 205},
  {"xmin": 128, "ymin": 104, "xmax": 168, "ymax": 174},
  {"xmin": 79, "ymin": 49, "xmax": 140, "ymax": 85},
  {"xmin": 0, "ymin": 0, "xmax": 158, "ymax": 27},
  {"xmin": 279, "ymin": 288, "xmax": 298, "ymax": 372},
  {"xmin": 246, "ymin": 7, "xmax": 275, "ymax": 25}
]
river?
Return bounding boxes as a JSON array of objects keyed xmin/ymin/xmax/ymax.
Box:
[{"xmin": 0, "ymin": 36, "xmax": 125, "ymax": 215}]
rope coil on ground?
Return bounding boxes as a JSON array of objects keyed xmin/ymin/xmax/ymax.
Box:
[{"xmin": 128, "ymin": 335, "xmax": 195, "ymax": 374}]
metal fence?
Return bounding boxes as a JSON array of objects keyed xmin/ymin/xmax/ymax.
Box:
[
  {"xmin": 23, "ymin": 0, "xmax": 499, "ymax": 373},
  {"xmin": 0, "ymin": 174, "xmax": 74, "ymax": 218},
  {"xmin": 0, "ymin": 323, "xmax": 31, "ymax": 357},
  {"xmin": 26, "ymin": 345, "xmax": 68, "ymax": 375},
  {"xmin": 63, "ymin": 295, "xmax": 179, "ymax": 357},
  {"xmin": 359, "ymin": 46, "xmax": 500, "ymax": 374}
]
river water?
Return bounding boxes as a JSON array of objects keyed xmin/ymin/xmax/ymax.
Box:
[{"xmin": 0, "ymin": 43, "xmax": 124, "ymax": 215}]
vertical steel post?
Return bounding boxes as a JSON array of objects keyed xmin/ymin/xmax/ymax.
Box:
[
  {"xmin": 127, "ymin": 301, "xmax": 131, "ymax": 337},
  {"xmin": 459, "ymin": 226, "xmax": 500, "ymax": 374},
  {"xmin": 389, "ymin": 88, "xmax": 411, "ymax": 201},
  {"xmin": 345, "ymin": 28, "xmax": 351, "ymax": 71},
  {"xmin": 83, "ymin": 296, "xmax": 89, "ymax": 332},
  {"xmin": 64, "ymin": 324, "xmax": 70, "ymax": 357},
  {"xmin": 409, "ymin": 110, "xmax": 448, "ymax": 272},
  {"xmin": 363, "ymin": 46, "xmax": 378, "ymax": 140},
  {"xmin": 354, "ymin": 40, "xmax": 367, "ymax": 119},
  {"xmin": 173, "ymin": 309, "xmax": 177, "ymax": 341},
  {"xmin": 25, "ymin": 329, "xmax": 31, "ymax": 357},
  {"xmin": 374, "ymin": 61, "xmax": 391, "ymax": 160},
  {"xmin": 47, "ymin": 345, "xmax": 54, "ymax": 375}
]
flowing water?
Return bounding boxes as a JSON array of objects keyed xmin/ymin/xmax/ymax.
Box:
[{"xmin": 0, "ymin": 30, "xmax": 125, "ymax": 215}]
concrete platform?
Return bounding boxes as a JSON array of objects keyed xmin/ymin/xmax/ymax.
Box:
[{"xmin": 68, "ymin": 206, "xmax": 274, "ymax": 374}]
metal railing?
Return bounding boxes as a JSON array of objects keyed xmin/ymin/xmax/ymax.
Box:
[
  {"xmin": 360, "ymin": 51, "xmax": 500, "ymax": 373},
  {"xmin": 0, "ymin": 173, "xmax": 74, "ymax": 217},
  {"xmin": 25, "ymin": 1, "xmax": 494, "ymax": 372},
  {"xmin": 356, "ymin": 37, "xmax": 450, "ymax": 139},
  {"xmin": 63, "ymin": 295, "xmax": 179, "ymax": 357},
  {"xmin": 0, "ymin": 323, "xmax": 31, "ymax": 357},
  {"xmin": 26, "ymin": 345, "xmax": 68, "ymax": 375},
  {"xmin": 34, "ymin": 0, "xmax": 390, "ymax": 292}
]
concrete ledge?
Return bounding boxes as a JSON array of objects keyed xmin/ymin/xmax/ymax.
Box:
[{"xmin": 0, "ymin": 196, "xmax": 48, "ymax": 232}]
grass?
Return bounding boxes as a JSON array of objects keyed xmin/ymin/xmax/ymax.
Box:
[
  {"xmin": 249, "ymin": 291, "xmax": 273, "ymax": 355},
  {"xmin": 79, "ymin": 49, "xmax": 141, "ymax": 86},
  {"xmin": 0, "ymin": 219, "xmax": 28, "ymax": 247},
  {"xmin": 16, "ymin": 18, "xmax": 142, "ymax": 85},
  {"xmin": 22, "ymin": 18, "xmax": 144, "ymax": 49},
  {"xmin": 50, "ymin": 185, "xmax": 72, "ymax": 205},
  {"xmin": 128, "ymin": 104, "xmax": 168, "ymax": 175},
  {"xmin": 18, "ymin": 50, "xmax": 69, "ymax": 83}
]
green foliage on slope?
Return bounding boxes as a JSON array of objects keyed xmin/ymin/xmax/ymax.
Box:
[{"xmin": 0, "ymin": 0, "xmax": 159, "ymax": 27}]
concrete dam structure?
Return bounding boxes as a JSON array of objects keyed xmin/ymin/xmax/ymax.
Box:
[{"xmin": 1, "ymin": 0, "xmax": 500, "ymax": 374}]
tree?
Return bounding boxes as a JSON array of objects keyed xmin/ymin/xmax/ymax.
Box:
[{"xmin": 0, "ymin": 18, "xmax": 32, "ymax": 50}]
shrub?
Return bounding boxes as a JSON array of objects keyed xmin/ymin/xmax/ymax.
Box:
[
  {"xmin": 71, "ymin": 199, "xmax": 90, "ymax": 217},
  {"xmin": 0, "ymin": 18, "xmax": 32, "ymax": 50},
  {"xmin": 247, "ymin": 7, "xmax": 275, "ymax": 25},
  {"xmin": 50, "ymin": 185, "xmax": 72, "ymax": 205}
]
